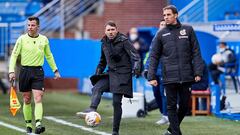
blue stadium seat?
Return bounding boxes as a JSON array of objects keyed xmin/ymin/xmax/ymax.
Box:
[
  {"xmin": 220, "ymin": 43, "xmax": 240, "ymax": 94},
  {"xmin": 0, "ymin": 14, "xmax": 25, "ymax": 22},
  {"xmin": 0, "ymin": 1, "xmax": 43, "ymax": 22},
  {"xmin": 25, "ymin": 1, "xmax": 43, "ymax": 16}
]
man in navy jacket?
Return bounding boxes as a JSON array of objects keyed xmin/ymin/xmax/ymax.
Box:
[{"xmin": 148, "ymin": 5, "xmax": 204, "ymax": 135}]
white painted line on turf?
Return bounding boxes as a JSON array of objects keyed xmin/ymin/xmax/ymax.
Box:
[
  {"xmin": 0, "ymin": 121, "xmax": 25, "ymax": 132},
  {"xmin": 44, "ymin": 116, "xmax": 111, "ymax": 135},
  {"xmin": 0, "ymin": 121, "xmax": 37, "ymax": 135}
]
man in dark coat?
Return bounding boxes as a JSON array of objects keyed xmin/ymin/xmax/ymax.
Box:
[
  {"xmin": 148, "ymin": 5, "xmax": 204, "ymax": 135},
  {"xmin": 128, "ymin": 27, "xmax": 149, "ymax": 72},
  {"xmin": 77, "ymin": 21, "xmax": 141, "ymax": 135}
]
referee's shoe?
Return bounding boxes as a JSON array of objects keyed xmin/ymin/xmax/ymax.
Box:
[
  {"xmin": 26, "ymin": 127, "xmax": 32, "ymax": 134},
  {"xmin": 35, "ymin": 125, "xmax": 45, "ymax": 134}
]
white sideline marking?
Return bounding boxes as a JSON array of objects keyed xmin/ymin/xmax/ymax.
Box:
[
  {"xmin": 0, "ymin": 121, "xmax": 37, "ymax": 135},
  {"xmin": 0, "ymin": 121, "xmax": 25, "ymax": 132},
  {"xmin": 0, "ymin": 121, "xmax": 26, "ymax": 132},
  {"xmin": 44, "ymin": 116, "xmax": 111, "ymax": 135}
]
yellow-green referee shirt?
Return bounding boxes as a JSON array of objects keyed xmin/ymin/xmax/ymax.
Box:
[{"xmin": 9, "ymin": 34, "xmax": 58, "ymax": 73}]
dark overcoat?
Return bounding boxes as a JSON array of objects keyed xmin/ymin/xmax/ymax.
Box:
[{"xmin": 96, "ymin": 32, "xmax": 141, "ymax": 98}]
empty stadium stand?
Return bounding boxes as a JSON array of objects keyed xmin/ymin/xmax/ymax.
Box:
[
  {"xmin": 0, "ymin": 0, "xmax": 102, "ymax": 60},
  {"xmin": 171, "ymin": 0, "xmax": 240, "ymax": 22}
]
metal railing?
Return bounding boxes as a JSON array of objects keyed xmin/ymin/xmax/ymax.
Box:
[
  {"xmin": 10, "ymin": 0, "xmax": 102, "ymax": 39},
  {"xmin": 178, "ymin": 0, "xmax": 240, "ymax": 23},
  {"xmin": 0, "ymin": 0, "xmax": 103, "ymax": 59},
  {"xmin": 178, "ymin": 0, "xmax": 204, "ymax": 23}
]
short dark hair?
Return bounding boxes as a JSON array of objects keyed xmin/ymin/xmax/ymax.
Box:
[
  {"xmin": 104, "ymin": 20, "xmax": 117, "ymax": 28},
  {"xmin": 163, "ymin": 5, "xmax": 178, "ymax": 14},
  {"xmin": 220, "ymin": 42, "xmax": 227, "ymax": 46},
  {"xmin": 28, "ymin": 16, "xmax": 40, "ymax": 25}
]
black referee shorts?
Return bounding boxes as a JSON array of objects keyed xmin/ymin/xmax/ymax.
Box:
[{"xmin": 19, "ymin": 66, "xmax": 44, "ymax": 92}]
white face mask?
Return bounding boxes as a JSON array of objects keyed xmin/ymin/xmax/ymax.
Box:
[
  {"xmin": 219, "ymin": 48, "xmax": 225, "ymax": 53},
  {"xmin": 129, "ymin": 34, "xmax": 138, "ymax": 41}
]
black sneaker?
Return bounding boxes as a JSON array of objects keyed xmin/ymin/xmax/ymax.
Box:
[
  {"xmin": 26, "ymin": 127, "xmax": 32, "ymax": 134},
  {"xmin": 76, "ymin": 108, "xmax": 96, "ymax": 118},
  {"xmin": 35, "ymin": 125, "xmax": 45, "ymax": 134}
]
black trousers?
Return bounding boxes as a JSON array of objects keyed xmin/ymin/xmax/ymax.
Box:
[
  {"xmin": 165, "ymin": 82, "xmax": 192, "ymax": 135},
  {"xmin": 112, "ymin": 93, "xmax": 123, "ymax": 133},
  {"xmin": 90, "ymin": 77, "xmax": 110, "ymax": 109},
  {"xmin": 90, "ymin": 77, "xmax": 123, "ymax": 133},
  {"xmin": 153, "ymin": 76, "xmax": 167, "ymax": 115},
  {"xmin": 208, "ymin": 63, "xmax": 222, "ymax": 84},
  {"xmin": 0, "ymin": 79, "xmax": 7, "ymax": 94}
]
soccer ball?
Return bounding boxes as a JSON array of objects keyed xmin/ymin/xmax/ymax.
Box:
[
  {"xmin": 85, "ymin": 112, "xmax": 101, "ymax": 127},
  {"xmin": 211, "ymin": 53, "xmax": 223, "ymax": 64}
]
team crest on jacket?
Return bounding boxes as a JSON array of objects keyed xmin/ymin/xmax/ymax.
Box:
[{"xmin": 180, "ymin": 29, "xmax": 186, "ymax": 35}]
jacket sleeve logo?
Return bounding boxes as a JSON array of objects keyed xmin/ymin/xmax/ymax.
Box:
[{"xmin": 162, "ymin": 32, "xmax": 171, "ymax": 37}]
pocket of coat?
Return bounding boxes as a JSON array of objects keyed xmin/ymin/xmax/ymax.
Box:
[{"xmin": 118, "ymin": 73, "xmax": 131, "ymax": 85}]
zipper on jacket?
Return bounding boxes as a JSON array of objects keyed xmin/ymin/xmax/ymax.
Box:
[{"xmin": 173, "ymin": 29, "xmax": 182, "ymax": 83}]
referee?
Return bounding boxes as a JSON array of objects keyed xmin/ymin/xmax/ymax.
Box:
[{"xmin": 9, "ymin": 16, "xmax": 60, "ymax": 134}]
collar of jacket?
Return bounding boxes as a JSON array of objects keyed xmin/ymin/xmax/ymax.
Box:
[
  {"xmin": 101, "ymin": 32, "xmax": 128, "ymax": 45},
  {"xmin": 166, "ymin": 19, "xmax": 182, "ymax": 30}
]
